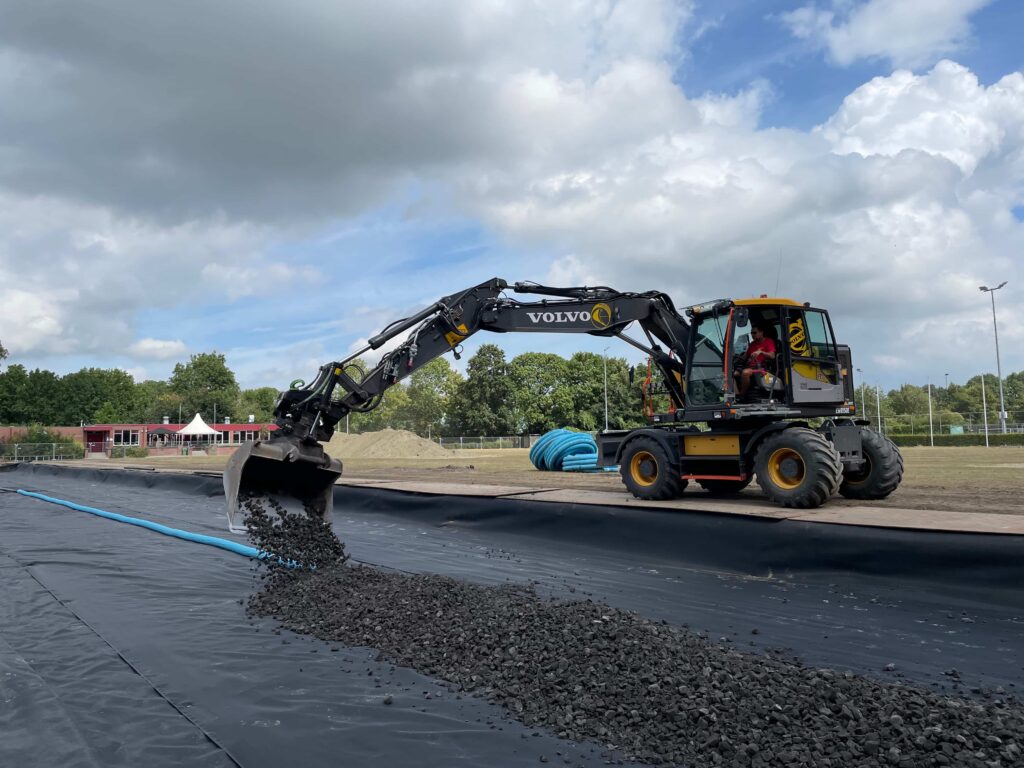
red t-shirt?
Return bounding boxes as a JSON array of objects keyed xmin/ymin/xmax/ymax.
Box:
[{"xmin": 745, "ymin": 338, "xmax": 776, "ymax": 369}]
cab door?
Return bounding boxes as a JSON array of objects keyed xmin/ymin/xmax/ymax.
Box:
[{"xmin": 786, "ymin": 307, "xmax": 845, "ymax": 404}]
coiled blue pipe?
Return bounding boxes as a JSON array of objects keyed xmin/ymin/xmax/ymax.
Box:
[
  {"xmin": 529, "ymin": 428, "xmax": 601, "ymax": 472},
  {"xmin": 16, "ymin": 489, "xmax": 268, "ymax": 561}
]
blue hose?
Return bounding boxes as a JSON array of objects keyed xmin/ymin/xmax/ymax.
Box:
[
  {"xmin": 16, "ymin": 489, "xmax": 269, "ymax": 561},
  {"xmin": 529, "ymin": 429, "xmax": 609, "ymax": 472}
]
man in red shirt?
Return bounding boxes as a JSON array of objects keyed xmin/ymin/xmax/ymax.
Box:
[{"xmin": 737, "ymin": 324, "xmax": 777, "ymax": 397}]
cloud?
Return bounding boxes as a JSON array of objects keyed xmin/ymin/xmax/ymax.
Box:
[
  {"xmin": 0, "ymin": 0, "xmax": 1020, "ymax": 387},
  {"xmin": 0, "ymin": 190, "xmax": 270, "ymax": 357},
  {"xmin": 201, "ymin": 263, "xmax": 321, "ymax": 301},
  {"xmin": 782, "ymin": 0, "xmax": 993, "ymax": 69},
  {"xmin": 128, "ymin": 338, "xmax": 187, "ymax": 360},
  {"xmin": 0, "ymin": 0, "xmax": 693, "ymax": 222},
  {"xmin": 819, "ymin": 60, "xmax": 1024, "ymax": 174}
]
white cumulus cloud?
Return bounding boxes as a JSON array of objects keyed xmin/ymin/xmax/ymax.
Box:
[
  {"xmin": 783, "ymin": 0, "xmax": 993, "ymax": 69},
  {"xmin": 128, "ymin": 338, "xmax": 187, "ymax": 359}
]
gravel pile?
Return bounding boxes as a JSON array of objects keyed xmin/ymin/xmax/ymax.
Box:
[{"xmin": 244, "ymin": 502, "xmax": 1023, "ymax": 767}]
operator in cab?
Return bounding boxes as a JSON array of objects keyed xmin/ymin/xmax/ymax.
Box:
[{"xmin": 736, "ymin": 324, "xmax": 776, "ymax": 397}]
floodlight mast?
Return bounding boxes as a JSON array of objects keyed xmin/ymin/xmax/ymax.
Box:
[{"xmin": 979, "ymin": 282, "xmax": 1008, "ymax": 434}]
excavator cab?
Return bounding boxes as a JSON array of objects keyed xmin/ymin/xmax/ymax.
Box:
[
  {"xmin": 224, "ymin": 435, "xmax": 342, "ymax": 534},
  {"xmin": 685, "ymin": 299, "xmax": 848, "ymax": 411}
]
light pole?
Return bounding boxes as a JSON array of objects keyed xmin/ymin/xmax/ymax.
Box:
[
  {"xmin": 979, "ymin": 282, "xmax": 1008, "ymax": 433},
  {"xmin": 980, "ymin": 373, "xmax": 990, "ymax": 448},
  {"xmin": 856, "ymin": 368, "xmax": 866, "ymax": 416},
  {"xmin": 875, "ymin": 386, "xmax": 883, "ymax": 436},
  {"xmin": 944, "ymin": 372, "xmax": 949, "ymax": 390},
  {"xmin": 602, "ymin": 346, "xmax": 610, "ymax": 432},
  {"xmin": 927, "ymin": 378, "xmax": 934, "ymax": 447}
]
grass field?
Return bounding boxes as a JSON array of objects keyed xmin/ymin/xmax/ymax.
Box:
[{"xmin": 94, "ymin": 445, "xmax": 1024, "ymax": 515}]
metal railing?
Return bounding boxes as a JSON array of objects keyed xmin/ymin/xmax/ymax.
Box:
[
  {"xmin": 0, "ymin": 443, "xmax": 85, "ymax": 462},
  {"xmin": 436, "ymin": 436, "xmax": 532, "ymax": 449},
  {"xmin": 870, "ymin": 413, "xmax": 1024, "ymax": 435}
]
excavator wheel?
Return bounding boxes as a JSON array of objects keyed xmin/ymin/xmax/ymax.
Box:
[
  {"xmin": 620, "ymin": 436, "xmax": 687, "ymax": 501},
  {"xmin": 839, "ymin": 429, "xmax": 904, "ymax": 500},
  {"xmin": 754, "ymin": 428, "xmax": 842, "ymax": 509},
  {"xmin": 698, "ymin": 477, "xmax": 752, "ymax": 495}
]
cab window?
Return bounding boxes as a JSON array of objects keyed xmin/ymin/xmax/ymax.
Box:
[
  {"xmin": 689, "ymin": 312, "xmax": 729, "ymax": 405},
  {"xmin": 798, "ymin": 310, "xmax": 836, "ymax": 360}
]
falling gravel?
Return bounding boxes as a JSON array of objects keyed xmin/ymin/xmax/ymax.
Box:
[
  {"xmin": 241, "ymin": 494, "xmax": 348, "ymax": 571},
  {"xmin": 243, "ymin": 500, "xmax": 1024, "ymax": 767}
]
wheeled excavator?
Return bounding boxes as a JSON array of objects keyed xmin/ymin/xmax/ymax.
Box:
[{"xmin": 224, "ymin": 278, "xmax": 903, "ymax": 532}]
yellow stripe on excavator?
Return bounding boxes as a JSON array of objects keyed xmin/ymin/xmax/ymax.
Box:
[
  {"xmin": 734, "ymin": 298, "xmax": 803, "ymax": 307},
  {"xmin": 445, "ymin": 323, "xmax": 470, "ymax": 347}
]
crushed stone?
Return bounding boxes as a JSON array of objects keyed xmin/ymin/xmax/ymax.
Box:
[{"xmin": 243, "ymin": 499, "xmax": 1024, "ymax": 767}]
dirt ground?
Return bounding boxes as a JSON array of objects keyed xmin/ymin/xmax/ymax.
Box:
[{"xmin": 95, "ymin": 445, "xmax": 1024, "ymax": 516}]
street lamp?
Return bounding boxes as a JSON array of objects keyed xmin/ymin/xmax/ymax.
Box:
[
  {"xmin": 602, "ymin": 346, "xmax": 610, "ymax": 432},
  {"xmin": 979, "ymin": 282, "xmax": 1008, "ymax": 433},
  {"xmin": 856, "ymin": 368, "xmax": 866, "ymax": 416}
]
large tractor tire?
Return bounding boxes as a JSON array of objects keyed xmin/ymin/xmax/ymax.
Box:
[
  {"xmin": 620, "ymin": 437, "xmax": 687, "ymax": 501},
  {"xmin": 754, "ymin": 428, "xmax": 842, "ymax": 508},
  {"xmin": 839, "ymin": 429, "xmax": 904, "ymax": 500},
  {"xmin": 698, "ymin": 477, "xmax": 752, "ymax": 495}
]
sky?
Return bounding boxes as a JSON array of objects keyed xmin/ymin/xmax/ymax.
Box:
[{"xmin": 0, "ymin": 0, "xmax": 1021, "ymax": 392}]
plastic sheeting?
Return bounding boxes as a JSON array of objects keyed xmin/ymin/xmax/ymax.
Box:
[{"xmin": 2, "ymin": 463, "xmax": 1023, "ymax": 767}]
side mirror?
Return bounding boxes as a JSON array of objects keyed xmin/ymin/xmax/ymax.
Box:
[
  {"xmin": 734, "ymin": 306, "xmax": 749, "ymax": 326},
  {"xmin": 628, "ymin": 365, "xmax": 635, "ymax": 384}
]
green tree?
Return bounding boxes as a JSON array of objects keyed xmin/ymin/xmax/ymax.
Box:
[
  {"xmin": 351, "ymin": 385, "xmax": 412, "ymax": 432},
  {"xmin": 131, "ymin": 379, "xmax": 181, "ymax": 423},
  {"xmin": 884, "ymin": 384, "xmax": 928, "ymax": 418},
  {"xmin": 508, "ymin": 352, "xmax": 573, "ymax": 434},
  {"xmin": 561, "ymin": 352, "xmax": 644, "ymax": 431},
  {"xmin": 0, "ymin": 364, "xmax": 30, "ymax": 423},
  {"xmin": 448, "ymin": 344, "xmax": 518, "ymax": 435},
  {"xmin": 238, "ymin": 387, "xmax": 280, "ymax": 423},
  {"xmin": 60, "ymin": 368, "xmax": 138, "ymax": 424},
  {"xmin": 23, "ymin": 369, "xmax": 63, "ymax": 424},
  {"xmin": 0, "ymin": 339, "xmax": 7, "ymax": 363},
  {"xmin": 93, "ymin": 401, "xmax": 121, "ymax": 424},
  {"xmin": 169, "ymin": 352, "xmax": 241, "ymax": 423},
  {"xmin": 404, "ymin": 358, "xmax": 462, "ymax": 436}
]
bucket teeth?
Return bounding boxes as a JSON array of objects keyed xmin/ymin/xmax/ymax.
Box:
[{"xmin": 224, "ymin": 437, "xmax": 342, "ymax": 533}]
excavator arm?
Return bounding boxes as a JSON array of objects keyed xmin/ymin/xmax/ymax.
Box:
[{"xmin": 224, "ymin": 277, "xmax": 692, "ymax": 532}]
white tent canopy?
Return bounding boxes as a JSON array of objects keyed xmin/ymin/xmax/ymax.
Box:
[{"xmin": 177, "ymin": 413, "xmax": 219, "ymax": 437}]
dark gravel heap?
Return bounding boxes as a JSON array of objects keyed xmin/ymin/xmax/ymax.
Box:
[
  {"xmin": 241, "ymin": 494, "xmax": 348, "ymax": 572},
  {"xmin": 244, "ymin": 505, "xmax": 1023, "ymax": 767}
]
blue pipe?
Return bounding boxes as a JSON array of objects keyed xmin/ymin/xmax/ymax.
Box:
[
  {"xmin": 16, "ymin": 489, "xmax": 268, "ymax": 561},
  {"xmin": 529, "ymin": 429, "xmax": 605, "ymax": 471}
]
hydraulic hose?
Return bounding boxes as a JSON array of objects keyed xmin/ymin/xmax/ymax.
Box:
[{"xmin": 16, "ymin": 489, "xmax": 267, "ymax": 560}]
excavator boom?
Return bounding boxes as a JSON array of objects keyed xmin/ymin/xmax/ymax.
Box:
[{"xmin": 224, "ymin": 277, "xmax": 691, "ymax": 532}]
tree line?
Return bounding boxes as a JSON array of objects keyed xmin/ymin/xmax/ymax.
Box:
[{"xmin": 0, "ymin": 344, "xmax": 1021, "ymax": 435}]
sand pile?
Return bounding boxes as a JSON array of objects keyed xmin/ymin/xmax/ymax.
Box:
[{"xmin": 323, "ymin": 428, "xmax": 451, "ymax": 459}]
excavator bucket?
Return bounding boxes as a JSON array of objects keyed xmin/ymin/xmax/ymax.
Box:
[{"xmin": 224, "ymin": 436, "xmax": 343, "ymax": 534}]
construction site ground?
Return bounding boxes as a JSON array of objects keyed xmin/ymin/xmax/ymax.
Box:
[{"xmin": 79, "ymin": 445, "xmax": 1024, "ymax": 533}]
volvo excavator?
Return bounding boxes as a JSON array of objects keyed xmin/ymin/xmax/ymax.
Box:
[{"xmin": 224, "ymin": 278, "xmax": 903, "ymax": 532}]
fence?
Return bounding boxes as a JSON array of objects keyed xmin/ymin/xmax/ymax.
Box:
[
  {"xmin": 871, "ymin": 413, "xmax": 1024, "ymax": 436},
  {"xmin": 436, "ymin": 435, "xmax": 532, "ymax": 449},
  {"xmin": 0, "ymin": 443, "xmax": 85, "ymax": 462}
]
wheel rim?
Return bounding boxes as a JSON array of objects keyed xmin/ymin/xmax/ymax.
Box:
[
  {"xmin": 766, "ymin": 447, "xmax": 805, "ymax": 490},
  {"xmin": 844, "ymin": 453, "xmax": 873, "ymax": 486},
  {"xmin": 630, "ymin": 450, "xmax": 659, "ymax": 486}
]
